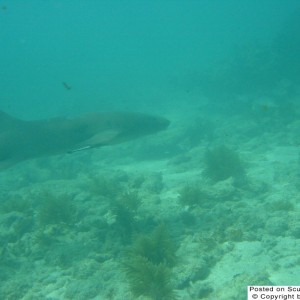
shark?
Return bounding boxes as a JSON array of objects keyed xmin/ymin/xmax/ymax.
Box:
[{"xmin": 0, "ymin": 110, "xmax": 170, "ymax": 169}]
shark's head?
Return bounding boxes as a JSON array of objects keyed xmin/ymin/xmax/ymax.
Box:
[
  {"xmin": 139, "ymin": 114, "xmax": 170, "ymax": 134},
  {"xmin": 117, "ymin": 113, "xmax": 170, "ymax": 139}
]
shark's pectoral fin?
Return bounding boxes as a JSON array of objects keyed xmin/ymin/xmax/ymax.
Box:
[
  {"xmin": 83, "ymin": 129, "xmax": 122, "ymax": 147},
  {"xmin": 69, "ymin": 130, "xmax": 121, "ymax": 153}
]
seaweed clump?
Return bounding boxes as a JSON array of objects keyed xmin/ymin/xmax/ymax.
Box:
[
  {"xmin": 124, "ymin": 224, "xmax": 177, "ymax": 299},
  {"xmin": 178, "ymin": 185, "xmax": 210, "ymax": 208},
  {"xmin": 129, "ymin": 224, "xmax": 176, "ymax": 267},
  {"xmin": 204, "ymin": 145, "xmax": 246, "ymax": 184},
  {"xmin": 37, "ymin": 192, "xmax": 76, "ymax": 226},
  {"xmin": 110, "ymin": 191, "xmax": 141, "ymax": 241},
  {"xmin": 125, "ymin": 256, "xmax": 174, "ymax": 300},
  {"xmin": 86, "ymin": 175, "xmax": 122, "ymax": 199}
]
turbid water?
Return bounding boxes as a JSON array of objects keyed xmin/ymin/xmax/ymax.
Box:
[{"xmin": 0, "ymin": 1, "xmax": 300, "ymax": 299}]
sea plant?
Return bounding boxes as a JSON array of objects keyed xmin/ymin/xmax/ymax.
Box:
[
  {"xmin": 203, "ymin": 145, "xmax": 246, "ymax": 183},
  {"xmin": 0, "ymin": 194, "xmax": 30, "ymax": 214},
  {"xmin": 86, "ymin": 175, "xmax": 121, "ymax": 199},
  {"xmin": 178, "ymin": 185, "xmax": 209, "ymax": 208},
  {"xmin": 129, "ymin": 224, "xmax": 176, "ymax": 267},
  {"xmin": 125, "ymin": 256, "xmax": 176, "ymax": 300},
  {"xmin": 37, "ymin": 191, "xmax": 75, "ymax": 226},
  {"xmin": 269, "ymin": 200, "xmax": 295, "ymax": 212},
  {"xmin": 124, "ymin": 225, "xmax": 177, "ymax": 299},
  {"xmin": 109, "ymin": 191, "xmax": 141, "ymax": 240}
]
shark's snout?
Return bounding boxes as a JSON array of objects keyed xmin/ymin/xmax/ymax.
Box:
[
  {"xmin": 148, "ymin": 115, "xmax": 170, "ymax": 133},
  {"xmin": 160, "ymin": 117, "xmax": 170, "ymax": 130}
]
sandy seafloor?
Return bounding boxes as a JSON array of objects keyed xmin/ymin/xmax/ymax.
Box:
[{"xmin": 1, "ymin": 90, "xmax": 300, "ymax": 300}]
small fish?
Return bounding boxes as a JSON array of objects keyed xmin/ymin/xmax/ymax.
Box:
[{"xmin": 62, "ymin": 82, "xmax": 71, "ymax": 90}]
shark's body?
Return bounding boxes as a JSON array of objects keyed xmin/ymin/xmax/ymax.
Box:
[{"xmin": 0, "ymin": 110, "xmax": 169, "ymax": 169}]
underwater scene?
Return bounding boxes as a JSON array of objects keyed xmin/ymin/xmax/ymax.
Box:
[{"xmin": 1, "ymin": 1, "xmax": 300, "ymax": 299}]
